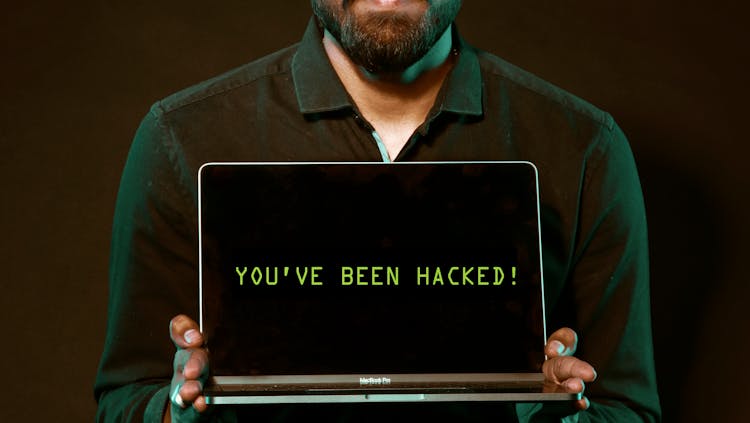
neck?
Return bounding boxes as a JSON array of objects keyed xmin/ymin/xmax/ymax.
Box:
[{"xmin": 322, "ymin": 25, "xmax": 455, "ymax": 159}]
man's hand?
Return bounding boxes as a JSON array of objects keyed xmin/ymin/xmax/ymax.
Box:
[
  {"xmin": 543, "ymin": 327, "xmax": 597, "ymax": 411},
  {"xmin": 165, "ymin": 315, "xmax": 210, "ymax": 423}
]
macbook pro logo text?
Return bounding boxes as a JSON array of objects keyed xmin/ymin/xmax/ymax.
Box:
[{"xmin": 359, "ymin": 377, "xmax": 391, "ymax": 386}]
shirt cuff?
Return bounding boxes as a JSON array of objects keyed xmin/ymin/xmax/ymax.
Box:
[{"xmin": 144, "ymin": 384, "xmax": 170, "ymax": 423}]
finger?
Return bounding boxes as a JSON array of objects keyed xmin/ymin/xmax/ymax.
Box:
[
  {"xmin": 542, "ymin": 356, "xmax": 597, "ymax": 384},
  {"xmin": 559, "ymin": 378, "xmax": 591, "ymax": 411},
  {"xmin": 183, "ymin": 348, "xmax": 210, "ymax": 380},
  {"xmin": 171, "ymin": 387, "xmax": 208, "ymax": 415},
  {"xmin": 170, "ymin": 314, "xmax": 204, "ymax": 349},
  {"xmin": 173, "ymin": 348, "xmax": 209, "ymax": 381},
  {"xmin": 193, "ymin": 395, "xmax": 208, "ymax": 413},
  {"xmin": 546, "ymin": 327, "xmax": 578, "ymax": 357},
  {"xmin": 178, "ymin": 379, "xmax": 205, "ymax": 404},
  {"xmin": 575, "ymin": 396, "xmax": 591, "ymax": 411},
  {"xmin": 170, "ymin": 379, "xmax": 187, "ymax": 409},
  {"xmin": 562, "ymin": 377, "xmax": 585, "ymax": 393}
]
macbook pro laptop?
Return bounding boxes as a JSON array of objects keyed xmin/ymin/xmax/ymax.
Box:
[{"xmin": 198, "ymin": 161, "xmax": 578, "ymax": 405}]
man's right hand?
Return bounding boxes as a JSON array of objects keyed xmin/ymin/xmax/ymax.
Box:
[{"xmin": 165, "ymin": 315, "xmax": 210, "ymax": 423}]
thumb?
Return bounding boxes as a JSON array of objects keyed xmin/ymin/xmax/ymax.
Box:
[{"xmin": 169, "ymin": 314, "xmax": 204, "ymax": 349}]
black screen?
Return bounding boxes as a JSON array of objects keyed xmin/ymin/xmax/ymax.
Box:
[{"xmin": 199, "ymin": 162, "xmax": 546, "ymax": 375}]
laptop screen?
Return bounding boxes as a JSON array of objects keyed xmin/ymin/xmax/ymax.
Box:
[{"xmin": 199, "ymin": 162, "xmax": 546, "ymax": 376}]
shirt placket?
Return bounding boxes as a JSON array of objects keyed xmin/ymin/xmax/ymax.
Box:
[{"xmin": 351, "ymin": 109, "xmax": 438, "ymax": 163}]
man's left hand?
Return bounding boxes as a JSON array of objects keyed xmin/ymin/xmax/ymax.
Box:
[{"xmin": 543, "ymin": 327, "xmax": 597, "ymax": 411}]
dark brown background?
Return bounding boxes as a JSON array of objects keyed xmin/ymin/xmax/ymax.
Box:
[{"xmin": 2, "ymin": 1, "xmax": 748, "ymax": 421}]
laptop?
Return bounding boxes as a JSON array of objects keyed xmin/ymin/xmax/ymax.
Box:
[{"xmin": 198, "ymin": 161, "xmax": 579, "ymax": 405}]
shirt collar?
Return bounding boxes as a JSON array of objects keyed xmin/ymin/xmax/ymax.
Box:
[
  {"xmin": 438, "ymin": 27, "xmax": 483, "ymax": 117},
  {"xmin": 292, "ymin": 17, "xmax": 483, "ymax": 117},
  {"xmin": 292, "ymin": 18, "xmax": 353, "ymax": 114}
]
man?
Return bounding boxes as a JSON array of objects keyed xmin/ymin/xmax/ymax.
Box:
[{"xmin": 95, "ymin": 1, "xmax": 661, "ymax": 422}]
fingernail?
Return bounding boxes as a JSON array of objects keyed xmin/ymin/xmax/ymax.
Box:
[
  {"xmin": 171, "ymin": 387, "xmax": 185, "ymax": 408},
  {"xmin": 584, "ymin": 397, "xmax": 591, "ymax": 409},
  {"xmin": 550, "ymin": 340, "xmax": 564, "ymax": 354},
  {"xmin": 184, "ymin": 329, "xmax": 198, "ymax": 344}
]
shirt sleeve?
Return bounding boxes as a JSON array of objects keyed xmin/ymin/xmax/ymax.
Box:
[
  {"xmin": 520, "ymin": 120, "xmax": 660, "ymax": 423},
  {"xmin": 566, "ymin": 120, "xmax": 660, "ymax": 422},
  {"xmin": 94, "ymin": 103, "xmax": 199, "ymax": 422}
]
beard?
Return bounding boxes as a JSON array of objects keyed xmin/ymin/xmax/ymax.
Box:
[{"xmin": 312, "ymin": 0, "xmax": 462, "ymax": 74}]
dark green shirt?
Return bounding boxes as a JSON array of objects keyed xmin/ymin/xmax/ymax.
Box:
[{"xmin": 95, "ymin": 18, "xmax": 660, "ymax": 423}]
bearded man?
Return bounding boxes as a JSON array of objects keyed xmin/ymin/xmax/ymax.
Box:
[{"xmin": 95, "ymin": 1, "xmax": 661, "ymax": 422}]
